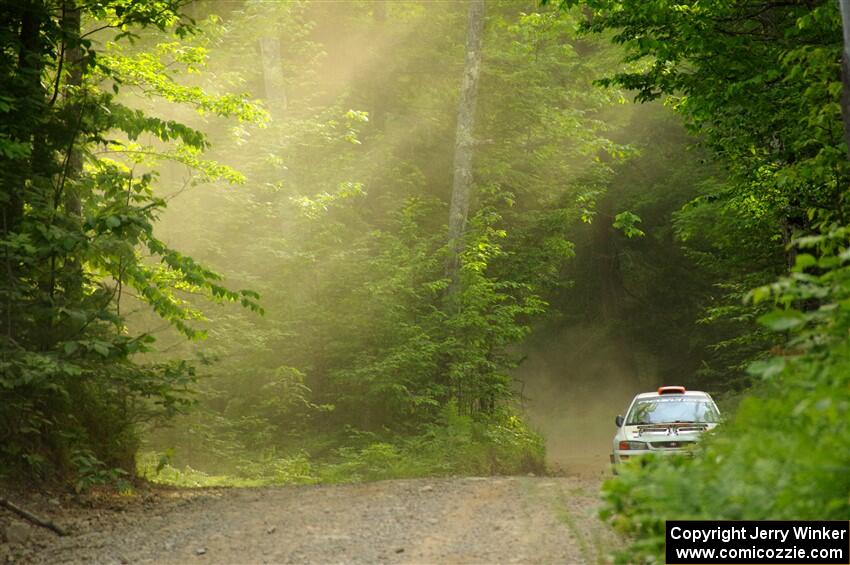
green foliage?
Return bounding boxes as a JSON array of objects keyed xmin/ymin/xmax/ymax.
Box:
[
  {"xmin": 579, "ymin": 1, "xmax": 850, "ymax": 560},
  {"xmin": 544, "ymin": 102, "xmax": 765, "ymax": 392},
  {"xmin": 612, "ymin": 211, "xmax": 644, "ymax": 239},
  {"xmin": 140, "ymin": 404, "xmax": 545, "ymax": 486},
  {"xmin": 17, "ymin": 0, "xmax": 835, "ymax": 498},
  {"xmin": 573, "ymin": 0, "xmax": 849, "ymax": 241},
  {"xmin": 556, "ymin": 0, "xmax": 847, "ymax": 393},
  {"xmin": 602, "ymin": 235, "xmax": 850, "ymax": 561},
  {"xmin": 71, "ymin": 447, "xmax": 132, "ymax": 493},
  {"xmin": 141, "ymin": 0, "xmax": 632, "ymax": 479},
  {"xmin": 0, "ymin": 1, "xmax": 263, "ymax": 484}
]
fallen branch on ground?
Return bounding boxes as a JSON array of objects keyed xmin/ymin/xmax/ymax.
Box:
[{"xmin": 0, "ymin": 497, "xmax": 68, "ymax": 536}]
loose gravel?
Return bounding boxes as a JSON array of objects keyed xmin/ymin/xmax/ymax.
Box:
[{"xmin": 2, "ymin": 476, "xmax": 618, "ymax": 564}]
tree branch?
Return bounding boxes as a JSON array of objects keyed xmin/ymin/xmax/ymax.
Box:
[{"xmin": 0, "ymin": 498, "xmax": 68, "ymax": 536}]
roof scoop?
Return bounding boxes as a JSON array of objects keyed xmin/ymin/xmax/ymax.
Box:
[{"xmin": 657, "ymin": 385, "xmax": 686, "ymax": 395}]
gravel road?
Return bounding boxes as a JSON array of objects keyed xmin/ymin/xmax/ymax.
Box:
[{"xmin": 2, "ymin": 476, "xmax": 618, "ymax": 564}]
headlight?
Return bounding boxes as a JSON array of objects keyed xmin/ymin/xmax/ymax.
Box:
[{"xmin": 618, "ymin": 441, "xmax": 648, "ymax": 450}]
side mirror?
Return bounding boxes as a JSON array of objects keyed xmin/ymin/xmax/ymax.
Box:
[{"xmin": 615, "ymin": 415, "xmax": 624, "ymax": 427}]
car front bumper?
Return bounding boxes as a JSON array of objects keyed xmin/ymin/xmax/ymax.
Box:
[{"xmin": 611, "ymin": 447, "xmax": 692, "ymax": 466}]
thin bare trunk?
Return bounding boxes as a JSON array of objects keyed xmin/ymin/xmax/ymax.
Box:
[
  {"xmin": 446, "ymin": 0, "xmax": 485, "ymax": 283},
  {"xmin": 259, "ymin": 35, "xmax": 287, "ymax": 115},
  {"xmin": 371, "ymin": 0, "xmax": 387, "ymax": 131}
]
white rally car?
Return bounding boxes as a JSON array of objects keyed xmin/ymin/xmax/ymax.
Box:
[{"xmin": 611, "ymin": 386, "xmax": 720, "ymax": 470}]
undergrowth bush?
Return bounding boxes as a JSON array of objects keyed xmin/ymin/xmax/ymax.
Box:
[{"xmin": 139, "ymin": 404, "xmax": 545, "ymax": 486}]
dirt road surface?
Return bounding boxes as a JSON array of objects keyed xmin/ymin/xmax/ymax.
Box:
[{"xmin": 2, "ymin": 476, "xmax": 618, "ymax": 564}]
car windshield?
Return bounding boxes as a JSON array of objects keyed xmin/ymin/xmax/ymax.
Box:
[{"xmin": 626, "ymin": 397, "xmax": 720, "ymax": 425}]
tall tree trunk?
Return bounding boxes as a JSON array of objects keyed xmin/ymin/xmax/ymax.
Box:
[
  {"xmin": 593, "ymin": 200, "xmax": 622, "ymax": 321},
  {"xmin": 259, "ymin": 19, "xmax": 287, "ymax": 208},
  {"xmin": 370, "ymin": 0, "xmax": 387, "ymax": 132},
  {"xmin": 259, "ymin": 34, "xmax": 287, "ymax": 115},
  {"xmin": 3, "ymin": 0, "xmax": 44, "ymax": 344},
  {"xmin": 839, "ymin": 0, "xmax": 850, "ymax": 156},
  {"xmin": 446, "ymin": 0, "xmax": 485, "ymax": 284},
  {"xmin": 6, "ymin": 0, "xmax": 44, "ymax": 236},
  {"xmin": 61, "ymin": 0, "xmax": 83, "ymax": 306}
]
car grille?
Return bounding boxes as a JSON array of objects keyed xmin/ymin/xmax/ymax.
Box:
[
  {"xmin": 674, "ymin": 424, "xmax": 708, "ymax": 433},
  {"xmin": 637, "ymin": 423, "xmax": 709, "ymax": 436},
  {"xmin": 637, "ymin": 425, "xmax": 671, "ymax": 433},
  {"xmin": 651, "ymin": 440, "xmax": 695, "ymax": 449}
]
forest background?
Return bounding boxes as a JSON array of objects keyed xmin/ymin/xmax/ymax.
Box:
[{"xmin": 1, "ymin": 1, "xmax": 847, "ymax": 561}]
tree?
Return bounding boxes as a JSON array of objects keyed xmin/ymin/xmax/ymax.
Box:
[
  {"xmin": 569, "ymin": 1, "xmax": 850, "ymax": 557},
  {"xmin": 447, "ymin": 0, "xmax": 485, "ymax": 285},
  {"xmin": 0, "ymin": 0, "xmax": 264, "ymax": 483},
  {"xmin": 61, "ymin": 0, "xmax": 83, "ymax": 305},
  {"xmin": 574, "ymin": 0, "xmax": 849, "ymax": 251},
  {"xmin": 146, "ymin": 0, "xmax": 631, "ymax": 452},
  {"xmin": 840, "ymin": 0, "xmax": 850, "ymax": 154}
]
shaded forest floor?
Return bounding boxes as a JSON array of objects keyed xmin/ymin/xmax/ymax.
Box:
[{"xmin": 2, "ymin": 476, "xmax": 619, "ymax": 564}]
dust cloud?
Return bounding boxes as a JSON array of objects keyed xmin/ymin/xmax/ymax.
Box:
[{"xmin": 515, "ymin": 324, "xmax": 659, "ymax": 477}]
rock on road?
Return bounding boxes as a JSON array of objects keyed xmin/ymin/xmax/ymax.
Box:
[{"xmin": 6, "ymin": 476, "xmax": 618, "ymax": 564}]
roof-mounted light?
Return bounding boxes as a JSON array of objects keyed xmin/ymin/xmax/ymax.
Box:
[{"xmin": 657, "ymin": 385, "xmax": 686, "ymax": 395}]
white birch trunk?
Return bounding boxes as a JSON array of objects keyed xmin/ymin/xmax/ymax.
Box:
[
  {"xmin": 447, "ymin": 0, "xmax": 485, "ymax": 280},
  {"xmin": 259, "ymin": 35, "xmax": 287, "ymax": 114}
]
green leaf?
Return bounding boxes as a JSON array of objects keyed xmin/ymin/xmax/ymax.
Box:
[
  {"xmin": 749, "ymin": 285, "xmax": 772, "ymax": 304},
  {"xmin": 746, "ymin": 357, "xmax": 787, "ymax": 379},
  {"xmin": 612, "ymin": 211, "xmax": 645, "ymax": 238},
  {"xmin": 792, "ymin": 253, "xmax": 816, "ymax": 272},
  {"xmin": 757, "ymin": 309, "xmax": 805, "ymax": 331}
]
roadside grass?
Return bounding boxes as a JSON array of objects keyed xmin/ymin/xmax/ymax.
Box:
[
  {"xmin": 540, "ymin": 478, "xmax": 620, "ymax": 565},
  {"xmin": 138, "ymin": 409, "xmax": 546, "ymax": 487}
]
